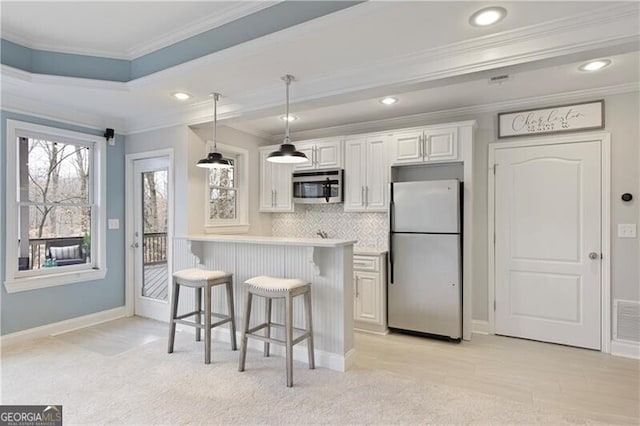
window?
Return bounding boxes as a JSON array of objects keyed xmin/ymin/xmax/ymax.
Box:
[
  {"xmin": 5, "ymin": 120, "xmax": 107, "ymax": 293},
  {"xmin": 204, "ymin": 143, "xmax": 249, "ymax": 233},
  {"xmin": 208, "ymin": 157, "xmax": 236, "ymax": 220}
]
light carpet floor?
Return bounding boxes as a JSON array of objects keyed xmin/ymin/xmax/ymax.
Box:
[{"xmin": 0, "ymin": 320, "xmax": 608, "ymax": 425}]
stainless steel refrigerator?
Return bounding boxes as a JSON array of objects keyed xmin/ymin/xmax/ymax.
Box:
[{"xmin": 388, "ymin": 179, "xmax": 461, "ymax": 339}]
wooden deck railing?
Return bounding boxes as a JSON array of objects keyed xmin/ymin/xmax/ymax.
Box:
[
  {"xmin": 24, "ymin": 236, "xmax": 85, "ymax": 270},
  {"xmin": 21, "ymin": 232, "xmax": 167, "ymax": 270},
  {"xmin": 143, "ymin": 232, "xmax": 167, "ymax": 265}
]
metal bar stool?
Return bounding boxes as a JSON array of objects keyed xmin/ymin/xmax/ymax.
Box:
[
  {"xmin": 168, "ymin": 268, "xmax": 237, "ymax": 364},
  {"xmin": 238, "ymin": 275, "xmax": 315, "ymax": 387}
]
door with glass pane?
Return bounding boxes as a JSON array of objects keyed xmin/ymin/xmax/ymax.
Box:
[{"xmin": 133, "ymin": 157, "xmax": 170, "ymax": 321}]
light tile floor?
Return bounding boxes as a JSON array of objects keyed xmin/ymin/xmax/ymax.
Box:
[
  {"xmin": 7, "ymin": 317, "xmax": 638, "ymax": 424},
  {"xmin": 355, "ymin": 330, "xmax": 640, "ymax": 424}
]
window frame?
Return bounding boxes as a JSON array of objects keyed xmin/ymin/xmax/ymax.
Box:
[
  {"xmin": 203, "ymin": 142, "xmax": 249, "ymax": 234},
  {"xmin": 4, "ymin": 120, "xmax": 107, "ymax": 293}
]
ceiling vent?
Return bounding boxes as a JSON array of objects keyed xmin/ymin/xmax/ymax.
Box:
[{"xmin": 488, "ymin": 74, "xmax": 512, "ymax": 85}]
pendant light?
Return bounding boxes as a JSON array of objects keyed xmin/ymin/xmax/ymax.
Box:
[
  {"xmin": 267, "ymin": 75, "xmax": 309, "ymax": 164},
  {"xmin": 196, "ymin": 93, "xmax": 233, "ymax": 169}
]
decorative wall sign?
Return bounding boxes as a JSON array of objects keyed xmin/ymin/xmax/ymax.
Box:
[{"xmin": 498, "ymin": 100, "xmax": 604, "ymax": 138}]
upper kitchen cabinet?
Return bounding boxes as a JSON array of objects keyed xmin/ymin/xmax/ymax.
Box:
[
  {"xmin": 344, "ymin": 135, "xmax": 389, "ymax": 212},
  {"xmin": 293, "ymin": 138, "xmax": 343, "ymax": 171},
  {"xmin": 259, "ymin": 146, "xmax": 294, "ymax": 212},
  {"xmin": 390, "ymin": 126, "xmax": 459, "ymax": 164}
]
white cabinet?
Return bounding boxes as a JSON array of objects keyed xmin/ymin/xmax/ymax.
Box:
[
  {"xmin": 344, "ymin": 135, "xmax": 388, "ymax": 212},
  {"xmin": 390, "ymin": 126, "xmax": 459, "ymax": 164},
  {"xmin": 294, "ymin": 138, "xmax": 343, "ymax": 171},
  {"xmin": 353, "ymin": 253, "xmax": 387, "ymax": 334},
  {"xmin": 259, "ymin": 146, "xmax": 294, "ymax": 212}
]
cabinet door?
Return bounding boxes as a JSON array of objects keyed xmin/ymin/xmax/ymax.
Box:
[
  {"xmin": 424, "ymin": 127, "xmax": 458, "ymax": 162},
  {"xmin": 365, "ymin": 136, "xmax": 388, "ymax": 211},
  {"xmin": 259, "ymin": 149, "xmax": 275, "ymax": 212},
  {"xmin": 315, "ymin": 139, "xmax": 342, "ymax": 169},
  {"xmin": 343, "ymin": 138, "xmax": 367, "ymax": 212},
  {"xmin": 272, "ymin": 162, "xmax": 294, "ymax": 212},
  {"xmin": 390, "ymin": 131, "xmax": 423, "ymax": 164},
  {"xmin": 293, "ymin": 142, "xmax": 315, "ymax": 171},
  {"xmin": 354, "ymin": 271, "xmax": 381, "ymax": 324}
]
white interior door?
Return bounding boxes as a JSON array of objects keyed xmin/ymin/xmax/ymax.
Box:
[
  {"xmin": 133, "ymin": 157, "xmax": 171, "ymax": 322},
  {"xmin": 494, "ymin": 140, "xmax": 602, "ymax": 349}
]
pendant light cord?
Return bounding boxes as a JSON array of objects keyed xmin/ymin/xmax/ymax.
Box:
[
  {"xmin": 212, "ymin": 93, "xmax": 220, "ymax": 151},
  {"xmin": 283, "ymin": 75, "xmax": 293, "ymax": 144}
]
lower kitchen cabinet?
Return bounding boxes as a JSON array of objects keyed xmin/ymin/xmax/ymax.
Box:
[{"xmin": 353, "ymin": 253, "xmax": 387, "ymax": 334}]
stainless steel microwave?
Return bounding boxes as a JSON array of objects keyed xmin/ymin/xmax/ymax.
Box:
[{"xmin": 292, "ymin": 169, "xmax": 343, "ymax": 204}]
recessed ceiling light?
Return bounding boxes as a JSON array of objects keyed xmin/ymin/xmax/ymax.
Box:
[
  {"xmin": 469, "ymin": 6, "xmax": 507, "ymax": 27},
  {"xmin": 172, "ymin": 92, "xmax": 191, "ymax": 100},
  {"xmin": 380, "ymin": 97, "xmax": 398, "ymax": 105},
  {"xmin": 578, "ymin": 59, "xmax": 612, "ymax": 72},
  {"xmin": 280, "ymin": 115, "xmax": 298, "ymax": 122}
]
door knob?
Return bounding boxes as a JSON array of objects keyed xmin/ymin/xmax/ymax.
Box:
[{"xmin": 589, "ymin": 252, "xmax": 599, "ymax": 260}]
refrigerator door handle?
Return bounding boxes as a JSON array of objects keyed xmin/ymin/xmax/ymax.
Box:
[
  {"xmin": 389, "ymin": 233, "xmax": 394, "ymax": 284},
  {"xmin": 389, "ymin": 182, "xmax": 394, "ymax": 284}
]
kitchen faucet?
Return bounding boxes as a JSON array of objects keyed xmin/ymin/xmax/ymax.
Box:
[{"xmin": 316, "ymin": 230, "xmax": 328, "ymax": 239}]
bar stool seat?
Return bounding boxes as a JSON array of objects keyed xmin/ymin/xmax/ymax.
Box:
[
  {"xmin": 246, "ymin": 275, "xmax": 307, "ymax": 290},
  {"xmin": 173, "ymin": 268, "xmax": 231, "ymax": 283},
  {"xmin": 168, "ymin": 268, "xmax": 237, "ymax": 364},
  {"xmin": 239, "ymin": 276, "xmax": 315, "ymax": 387}
]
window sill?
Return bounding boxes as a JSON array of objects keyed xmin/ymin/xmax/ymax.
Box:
[
  {"xmin": 204, "ymin": 224, "xmax": 250, "ymax": 234},
  {"xmin": 4, "ymin": 268, "xmax": 108, "ymax": 294}
]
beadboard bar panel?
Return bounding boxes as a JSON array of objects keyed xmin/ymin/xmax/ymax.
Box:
[{"xmin": 173, "ymin": 237, "xmax": 355, "ymax": 371}]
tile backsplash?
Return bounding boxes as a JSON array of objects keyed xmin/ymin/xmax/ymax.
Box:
[{"xmin": 272, "ymin": 204, "xmax": 388, "ymax": 249}]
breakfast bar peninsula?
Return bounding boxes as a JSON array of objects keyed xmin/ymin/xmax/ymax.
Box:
[{"xmin": 174, "ymin": 235, "xmax": 356, "ymax": 372}]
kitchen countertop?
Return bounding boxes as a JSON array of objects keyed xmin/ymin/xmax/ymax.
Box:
[
  {"xmin": 354, "ymin": 247, "xmax": 388, "ymax": 256},
  {"xmin": 178, "ymin": 234, "xmax": 356, "ymax": 248}
]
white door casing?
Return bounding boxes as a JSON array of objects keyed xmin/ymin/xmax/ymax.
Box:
[
  {"xmin": 133, "ymin": 157, "xmax": 171, "ymax": 322},
  {"xmin": 125, "ymin": 149, "xmax": 174, "ymax": 322},
  {"xmin": 489, "ymin": 134, "xmax": 611, "ymax": 351}
]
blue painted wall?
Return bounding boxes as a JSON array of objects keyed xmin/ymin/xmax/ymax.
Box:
[
  {"xmin": 0, "ymin": 111, "xmax": 126, "ymax": 335},
  {"xmin": 1, "ymin": 2, "xmax": 363, "ymax": 82}
]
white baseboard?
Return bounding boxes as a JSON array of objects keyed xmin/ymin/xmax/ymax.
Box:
[
  {"xmin": 472, "ymin": 320, "xmax": 490, "ymax": 335},
  {"xmin": 610, "ymin": 339, "xmax": 640, "ymax": 359},
  {"xmin": 0, "ymin": 306, "xmax": 128, "ymax": 348},
  {"xmin": 176, "ymin": 325, "xmax": 354, "ymax": 372},
  {"xmin": 354, "ymin": 327, "xmax": 389, "ymax": 336}
]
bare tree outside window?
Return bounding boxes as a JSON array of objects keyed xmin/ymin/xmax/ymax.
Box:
[
  {"xmin": 209, "ymin": 159, "xmax": 237, "ymax": 220},
  {"xmin": 19, "ymin": 137, "xmax": 92, "ymax": 269}
]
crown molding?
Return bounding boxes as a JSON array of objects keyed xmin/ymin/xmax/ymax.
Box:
[
  {"xmin": 1, "ymin": 92, "xmax": 127, "ymax": 133},
  {"xmin": 1, "ymin": 30, "xmax": 132, "ymax": 60},
  {"xmin": 125, "ymin": 1, "xmax": 281, "ymax": 59},
  {"xmin": 277, "ymin": 82, "xmax": 640, "ymax": 142},
  {"xmin": 123, "ymin": 2, "xmax": 639, "ymax": 132},
  {"xmin": 1, "ymin": 65, "xmax": 129, "ymax": 91},
  {"xmin": 1, "ymin": 2, "xmax": 282, "ymax": 60},
  {"xmin": 125, "ymin": 1, "xmax": 378, "ymax": 88},
  {"xmin": 2, "ymin": 2, "xmax": 638, "ymax": 137}
]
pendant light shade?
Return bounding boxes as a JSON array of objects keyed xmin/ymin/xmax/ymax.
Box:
[
  {"xmin": 267, "ymin": 75, "xmax": 309, "ymax": 164},
  {"xmin": 196, "ymin": 93, "xmax": 233, "ymax": 169}
]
